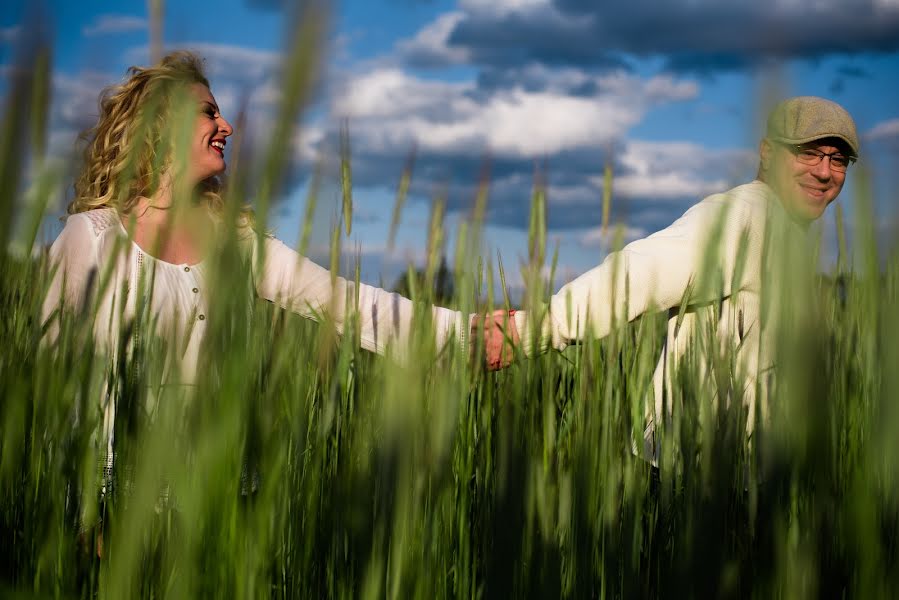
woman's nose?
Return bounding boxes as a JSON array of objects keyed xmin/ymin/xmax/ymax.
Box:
[{"xmin": 219, "ymin": 116, "xmax": 233, "ymax": 137}]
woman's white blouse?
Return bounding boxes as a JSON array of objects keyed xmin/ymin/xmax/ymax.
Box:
[{"xmin": 42, "ymin": 208, "xmax": 468, "ymax": 382}]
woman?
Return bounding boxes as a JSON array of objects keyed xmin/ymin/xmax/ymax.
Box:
[
  {"xmin": 41, "ymin": 53, "xmax": 483, "ymax": 525},
  {"xmin": 42, "ymin": 51, "xmax": 472, "ymax": 383}
]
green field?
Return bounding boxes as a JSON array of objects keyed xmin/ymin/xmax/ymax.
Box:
[{"xmin": 2, "ymin": 20, "xmax": 898, "ymax": 599}]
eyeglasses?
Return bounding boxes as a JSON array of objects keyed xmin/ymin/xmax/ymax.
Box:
[{"xmin": 777, "ymin": 142, "xmax": 855, "ymax": 173}]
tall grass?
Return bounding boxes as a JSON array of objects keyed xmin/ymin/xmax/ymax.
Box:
[{"xmin": 2, "ymin": 14, "xmax": 898, "ymax": 599}]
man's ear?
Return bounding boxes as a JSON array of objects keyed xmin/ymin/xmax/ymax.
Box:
[{"xmin": 759, "ymin": 138, "xmax": 772, "ymax": 172}]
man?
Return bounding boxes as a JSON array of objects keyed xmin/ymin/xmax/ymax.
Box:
[{"xmin": 479, "ymin": 96, "xmax": 859, "ymax": 460}]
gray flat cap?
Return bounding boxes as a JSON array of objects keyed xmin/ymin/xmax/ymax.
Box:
[{"xmin": 766, "ymin": 96, "xmax": 860, "ymax": 158}]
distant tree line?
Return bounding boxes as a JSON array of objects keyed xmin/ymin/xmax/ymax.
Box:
[{"xmin": 390, "ymin": 257, "xmax": 454, "ymax": 305}]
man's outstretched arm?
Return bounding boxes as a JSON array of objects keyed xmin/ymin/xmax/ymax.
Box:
[{"xmin": 507, "ymin": 189, "xmax": 761, "ymax": 360}]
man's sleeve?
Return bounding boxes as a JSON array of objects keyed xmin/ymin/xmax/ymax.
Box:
[{"xmin": 514, "ymin": 194, "xmax": 748, "ymax": 356}]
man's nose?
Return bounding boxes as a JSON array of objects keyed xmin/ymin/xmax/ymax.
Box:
[{"xmin": 810, "ymin": 156, "xmax": 833, "ymax": 180}]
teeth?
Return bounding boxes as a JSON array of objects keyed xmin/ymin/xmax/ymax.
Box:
[{"xmin": 211, "ymin": 141, "xmax": 225, "ymax": 150}]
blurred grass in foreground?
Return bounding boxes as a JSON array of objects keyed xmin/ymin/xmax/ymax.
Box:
[{"xmin": 2, "ymin": 14, "xmax": 899, "ymax": 600}]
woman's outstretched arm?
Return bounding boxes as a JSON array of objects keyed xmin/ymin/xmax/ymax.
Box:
[{"xmin": 253, "ymin": 236, "xmax": 471, "ymax": 362}]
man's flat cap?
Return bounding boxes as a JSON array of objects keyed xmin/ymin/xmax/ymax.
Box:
[{"xmin": 766, "ymin": 96, "xmax": 859, "ymax": 158}]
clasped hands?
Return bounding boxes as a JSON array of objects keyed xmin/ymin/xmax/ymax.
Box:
[{"xmin": 470, "ymin": 309, "xmax": 520, "ymax": 371}]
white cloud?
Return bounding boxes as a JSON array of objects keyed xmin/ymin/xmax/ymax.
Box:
[
  {"xmin": 182, "ymin": 43, "xmax": 280, "ymax": 76},
  {"xmin": 332, "ymin": 68, "xmax": 699, "ymax": 158},
  {"xmin": 460, "ymin": 0, "xmax": 552, "ymax": 17},
  {"xmin": 397, "ymin": 12, "xmax": 470, "ymax": 66},
  {"xmin": 48, "ymin": 70, "xmax": 117, "ymax": 145},
  {"xmin": 598, "ymin": 140, "xmax": 754, "ymax": 200},
  {"xmin": 866, "ymin": 118, "xmax": 899, "ymax": 140},
  {"xmin": 439, "ymin": 89, "xmax": 636, "ymax": 155},
  {"xmin": 595, "ymin": 72, "xmax": 698, "ymax": 104},
  {"xmin": 612, "ymin": 172, "xmax": 728, "ymax": 199},
  {"xmin": 82, "ymin": 15, "xmax": 148, "ymax": 37},
  {"xmin": 642, "ymin": 76, "xmax": 700, "ymax": 103},
  {"xmin": 54, "ymin": 74, "xmax": 102, "ymax": 115},
  {"xmin": 333, "ymin": 68, "xmax": 473, "ymax": 121},
  {"xmin": 512, "ymin": 63, "xmax": 595, "ymax": 93},
  {"xmin": 291, "ymin": 124, "xmax": 325, "ymax": 165}
]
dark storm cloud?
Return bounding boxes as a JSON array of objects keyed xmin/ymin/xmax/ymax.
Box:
[
  {"xmin": 447, "ymin": 10, "xmax": 610, "ymax": 68},
  {"xmin": 406, "ymin": 0, "xmax": 899, "ymax": 73},
  {"xmin": 482, "ymin": 177, "xmax": 697, "ymax": 234},
  {"xmin": 474, "ymin": 63, "xmax": 628, "ymax": 96},
  {"xmin": 318, "ymin": 126, "xmax": 754, "ymax": 234},
  {"xmin": 556, "ymin": 0, "xmax": 899, "ymax": 61}
]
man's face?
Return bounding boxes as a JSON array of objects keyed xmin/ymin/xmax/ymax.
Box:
[{"xmin": 762, "ymin": 137, "xmax": 850, "ymax": 223}]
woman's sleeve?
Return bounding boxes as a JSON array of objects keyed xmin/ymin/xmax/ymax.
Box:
[
  {"xmin": 513, "ymin": 194, "xmax": 753, "ymax": 356},
  {"xmin": 254, "ymin": 236, "xmax": 469, "ymax": 361},
  {"xmin": 42, "ymin": 215, "xmax": 100, "ymax": 335}
]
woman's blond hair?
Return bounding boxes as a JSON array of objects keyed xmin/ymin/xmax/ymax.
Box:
[{"xmin": 69, "ymin": 51, "xmax": 246, "ymax": 225}]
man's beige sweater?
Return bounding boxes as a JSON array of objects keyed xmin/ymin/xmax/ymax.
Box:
[{"xmin": 513, "ymin": 180, "xmax": 807, "ymax": 459}]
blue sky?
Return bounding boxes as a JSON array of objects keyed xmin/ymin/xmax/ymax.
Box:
[{"xmin": 3, "ymin": 0, "xmax": 899, "ymax": 295}]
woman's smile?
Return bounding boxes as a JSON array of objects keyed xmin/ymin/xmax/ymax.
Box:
[{"xmin": 210, "ymin": 138, "xmax": 226, "ymax": 157}]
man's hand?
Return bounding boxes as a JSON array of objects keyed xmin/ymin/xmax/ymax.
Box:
[{"xmin": 471, "ymin": 309, "xmax": 520, "ymax": 371}]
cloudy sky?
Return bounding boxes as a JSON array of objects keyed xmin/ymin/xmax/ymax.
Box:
[{"xmin": 3, "ymin": 0, "xmax": 899, "ymax": 296}]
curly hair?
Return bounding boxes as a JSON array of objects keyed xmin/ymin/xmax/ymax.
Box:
[{"xmin": 69, "ymin": 51, "xmax": 239, "ymax": 222}]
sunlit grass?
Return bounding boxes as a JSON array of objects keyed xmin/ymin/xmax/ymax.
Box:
[{"xmin": 1, "ymin": 13, "xmax": 898, "ymax": 600}]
